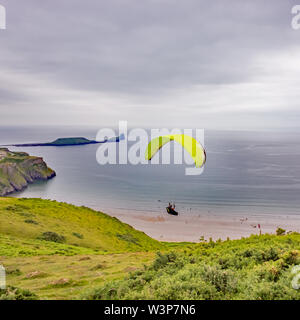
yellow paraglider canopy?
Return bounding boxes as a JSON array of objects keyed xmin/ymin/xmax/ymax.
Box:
[{"xmin": 145, "ymin": 134, "xmax": 206, "ymax": 168}]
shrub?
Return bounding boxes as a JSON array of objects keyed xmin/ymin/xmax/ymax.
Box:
[
  {"xmin": 90, "ymin": 264, "xmax": 105, "ymax": 271},
  {"xmin": 37, "ymin": 231, "xmax": 66, "ymax": 243},
  {"xmin": 282, "ymin": 250, "xmax": 300, "ymax": 266},
  {"xmin": 72, "ymin": 232, "xmax": 84, "ymax": 239},
  {"xmin": 25, "ymin": 271, "xmax": 48, "ymax": 279},
  {"xmin": 0, "ymin": 286, "xmax": 38, "ymax": 300},
  {"xmin": 152, "ymin": 252, "xmax": 178, "ymax": 270},
  {"xmin": 24, "ymin": 219, "xmax": 38, "ymax": 225},
  {"xmin": 200, "ymin": 265, "xmax": 237, "ymax": 294},
  {"xmin": 276, "ymin": 228, "xmax": 286, "ymax": 236},
  {"xmin": 83, "ymin": 233, "xmax": 300, "ymax": 300},
  {"xmin": 5, "ymin": 268, "xmax": 22, "ymax": 276},
  {"xmin": 116, "ymin": 233, "xmax": 140, "ymax": 245}
]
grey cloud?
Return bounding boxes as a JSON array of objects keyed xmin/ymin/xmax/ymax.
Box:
[{"xmin": 0, "ymin": 0, "xmax": 300, "ymax": 128}]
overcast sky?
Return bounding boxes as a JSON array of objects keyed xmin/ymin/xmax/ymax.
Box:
[{"xmin": 0, "ymin": 0, "xmax": 300, "ymax": 130}]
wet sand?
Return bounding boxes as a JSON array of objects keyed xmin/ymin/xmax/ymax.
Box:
[{"xmin": 108, "ymin": 210, "xmax": 300, "ymax": 242}]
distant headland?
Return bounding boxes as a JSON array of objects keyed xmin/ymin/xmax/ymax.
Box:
[
  {"xmin": 5, "ymin": 135, "xmax": 125, "ymax": 147},
  {"xmin": 0, "ymin": 148, "xmax": 56, "ymax": 196}
]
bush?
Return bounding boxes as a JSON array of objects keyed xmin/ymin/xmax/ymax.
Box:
[
  {"xmin": 116, "ymin": 234, "xmax": 140, "ymax": 245},
  {"xmin": 0, "ymin": 286, "xmax": 38, "ymax": 300},
  {"xmin": 5, "ymin": 268, "xmax": 22, "ymax": 276},
  {"xmin": 152, "ymin": 252, "xmax": 178, "ymax": 270},
  {"xmin": 282, "ymin": 250, "xmax": 300, "ymax": 266},
  {"xmin": 90, "ymin": 264, "xmax": 105, "ymax": 271},
  {"xmin": 37, "ymin": 232, "xmax": 66, "ymax": 243},
  {"xmin": 72, "ymin": 232, "xmax": 84, "ymax": 239},
  {"xmin": 83, "ymin": 233, "xmax": 300, "ymax": 300},
  {"xmin": 24, "ymin": 219, "xmax": 38, "ymax": 225},
  {"xmin": 200, "ymin": 265, "xmax": 237, "ymax": 294},
  {"xmin": 276, "ymin": 228, "xmax": 286, "ymax": 236}
]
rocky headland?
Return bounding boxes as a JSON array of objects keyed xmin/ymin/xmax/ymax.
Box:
[{"xmin": 0, "ymin": 148, "xmax": 56, "ymax": 196}]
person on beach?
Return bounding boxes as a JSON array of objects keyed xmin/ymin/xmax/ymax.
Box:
[
  {"xmin": 166, "ymin": 202, "xmax": 179, "ymax": 216},
  {"xmin": 167, "ymin": 202, "xmax": 176, "ymax": 210}
]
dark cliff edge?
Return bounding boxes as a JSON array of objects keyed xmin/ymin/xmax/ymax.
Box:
[{"xmin": 0, "ymin": 148, "xmax": 56, "ymax": 196}]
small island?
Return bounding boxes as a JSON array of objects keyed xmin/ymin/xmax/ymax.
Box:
[
  {"xmin": 10, "ymin": 137, "xmax": 102, "ymax": 147},
  {"xmin": 0, "ymin": 148, "xmax": 56, "ymax": 196},
  {"xmin": 7, "ymin": 135, "xmax": 125, "ymax": 147}
]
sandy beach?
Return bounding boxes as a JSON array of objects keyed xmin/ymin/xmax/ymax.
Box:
[{"xmin": 108, "ymin": 210, "xmax": 300, "ymax": 242}]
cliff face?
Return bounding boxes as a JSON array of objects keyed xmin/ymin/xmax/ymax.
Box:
[{"xmin": 0, "ymin": 148, "xmax": 56, "ymax": 196}]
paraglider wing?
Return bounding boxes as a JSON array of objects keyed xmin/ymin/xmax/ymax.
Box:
[{"xmin": 145, "ymin": 134, "xmax": 206, "ymax": 168}]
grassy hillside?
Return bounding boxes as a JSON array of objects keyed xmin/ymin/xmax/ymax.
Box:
[
  {"xmin": 85, "ymin": 234, "xmax": 300, "ymax": 300},
  {"xmin": 0, "ymin": 198, "xmax": 163, "ymax": 256},
  {"xmin": 1, "ymin": 197, "xmax": 299, "ymax": 300},
  {"xmin": 0, "ymin": 197, "xmax": 165, "ymax": 299},
  {"xmin": 1, "ymin": 252, "xmax": 156, "ymax": 300}
]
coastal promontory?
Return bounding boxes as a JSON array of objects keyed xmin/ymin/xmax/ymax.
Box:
[{"xmin": 0, "ymin": 148, "xmax": 56, "ymax": 196}]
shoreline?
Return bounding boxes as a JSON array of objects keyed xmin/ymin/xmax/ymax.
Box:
[
  {"xmin": 6, "ymin": 193, "xmax": 300, "ymax": 242},
  {"xmin": 106, "ymin": 209, "xmax": 300, "ymax": 242}
]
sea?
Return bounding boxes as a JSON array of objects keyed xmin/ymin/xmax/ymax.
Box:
[{"xmin": 1, "ymin": 126, "xmax": 299, "ymax": 218}]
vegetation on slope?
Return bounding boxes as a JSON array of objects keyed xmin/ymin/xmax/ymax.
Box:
[
  {"xmin": 84, "ymin": 234, "xmax": 300, "ymax": 300},
  {"xmin": 0, "ymin": 286, "xmax": 38, "ymax": 300},
  {"xmin": 1, "ymin": 197, "xmax": 299, "ymax": 300},
  {"xmin": 2, "ymin": 252, "xmax": 156, "ymax": 300},
  {"xmin": 0, "ymin": 198, "xmax": 164, "ymax": 255},
  {"xmin": 0, "ymin": 197, "xmax": 164, "ymax": 299}
]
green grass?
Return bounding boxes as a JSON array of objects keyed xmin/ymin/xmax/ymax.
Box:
[
  {"xmin": 0, "ymin": 233, "xmax": 99, "ymax": 257},
  {"xmin": 1, "ymin": 197, "xmax": 300, "ymax": 300},
  {"xmin": 0, "ymin": 198, "xmax": 164, "ymax": 255},
  {"xmin": 84, "ymin": 234, "xmax": 300, "ymax": 300},
  {"xmin": 1, "ymin": 252, "xmax": 156, "ymax": 300},
  {"xmin": 0, "ymin": 197, "xmax": 165, "ymax": 299}
]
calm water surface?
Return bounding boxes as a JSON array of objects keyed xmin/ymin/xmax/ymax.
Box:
[{"xmin": 1, "ymin": 126, "xmax": 299, "ymax": 218}]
